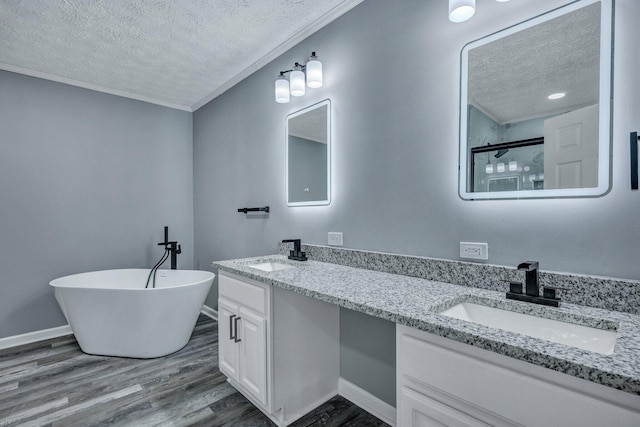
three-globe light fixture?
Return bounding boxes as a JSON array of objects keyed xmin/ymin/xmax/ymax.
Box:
[{"xmin": 275, "ymin": 52, "xmax": 322, "ymax": 103}]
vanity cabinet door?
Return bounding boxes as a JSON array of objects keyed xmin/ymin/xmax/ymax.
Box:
[
  {"xmin": 218, "ymin": 298, "xmax": 240, "ymax": 382},
  {"xmin": 218, "ymin": 272, "xmax": 271, "ymax": 409},
  {"xmin": 238, "ymin": 307, "xmax": 268, "ymax": 406},
  {"xmin": 217, "ymin": 270, "xmax": 340, "ymax": 426}
]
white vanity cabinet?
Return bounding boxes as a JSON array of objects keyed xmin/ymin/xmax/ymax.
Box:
[
  {"xmin": 218, "ymin": 271, "xmax": 340, "ymax": 427},
  {"xmin": 218, "ymin": 295, "xmax": 268, "ymax": 405},
  {"xmin": 397, "ymin": 324, "xmax": 640, "ymax": 427}
]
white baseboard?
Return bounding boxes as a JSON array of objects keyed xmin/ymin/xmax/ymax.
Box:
[
  {"xmin": 200, "ymin": 305, "xmax": 218, "ymax": 321},
  {"xmin": 338, "ymin": 377, "xmax": 396, "ymax": 426},
  {"xmin": 1, "ymin": 306, "xmax": 217, "ymax": 352},
  {"xmin": 0, "ymin": 325, "xmax": 73, "ymax": 351}
]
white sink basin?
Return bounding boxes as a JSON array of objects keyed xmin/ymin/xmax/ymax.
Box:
[
  {"xmin": 248, "ymin": 262, "xmax": 295, "ymax": 272},
  {"xmin": 440, "ymin": 302, "xmax": 617, "ymax": 355}
]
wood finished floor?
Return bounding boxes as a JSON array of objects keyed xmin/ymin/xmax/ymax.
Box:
[{"xmin": 0, "ymin": 316, "xmax": 390, "ymax": 426}]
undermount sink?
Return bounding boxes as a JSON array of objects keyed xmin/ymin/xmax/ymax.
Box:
[
  {"xmin": 440, "ymin": 302, "xmax": 617, "ymax": 355},
  {"xmin": 248, "ymin": 262, "xmax": 295, "ymax": 272}
]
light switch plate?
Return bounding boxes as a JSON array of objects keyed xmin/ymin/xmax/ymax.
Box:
[
  {"xmin": 328, "ymin": 232, "xmax": 343, "ymax": 246},
  {"xmin": 460, "ymin": 242, "xmax": 488, "ymax": 260}
]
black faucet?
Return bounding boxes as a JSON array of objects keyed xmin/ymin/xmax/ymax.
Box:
[
  {"xmin": 518, "ymin": 261, "xmax": 539, "ymax": 297},
  {"xmin": 282, "ymin": 239, "xmax": 307, "ymax": 261},
  {"xmin": 158, "ymin": 226, "xmax": 182, "ymax": 269},
  {"xmin": 506, "ymin": 260, "xmax": 561, "ymax": 307}
]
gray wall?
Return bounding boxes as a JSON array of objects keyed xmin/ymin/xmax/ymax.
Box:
[
  {"xmin": 0, "ymin": 70, "xmax": 194, "ymax": 338},
  {"xmin": 193, "ymin": 0, "xmax": 640, "ymax": 406}
]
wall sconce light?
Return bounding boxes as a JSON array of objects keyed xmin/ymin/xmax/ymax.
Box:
[
  {"xmin": 275, "ymin": 73, "xmax": 290, "ymax": 103},
  {"xmin": 275, "ymin": 52, "xmax": 323, "ymax": 103}
]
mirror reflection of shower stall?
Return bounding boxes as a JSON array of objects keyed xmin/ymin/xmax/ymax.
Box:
[
  {"xmin": 459, "ymin": 0, "xmax": 612, "ymax": 199},
  {"xmin": 471, "ymin": 138, "xmax": 544, "ymax": 192}
]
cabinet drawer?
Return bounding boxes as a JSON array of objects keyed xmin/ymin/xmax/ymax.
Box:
[
  {"xmin": 399, "ymin": 386, "xmax": 491, "ymax": 427},
  {"xmin": 397, "ymin": 324, "xmax": 640, "ymax": 427},
  {"xmin": 219, "ymin": 272, "xmax": 269, "ymax": 315}
]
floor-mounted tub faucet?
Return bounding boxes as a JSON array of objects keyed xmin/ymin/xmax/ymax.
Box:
[{"xmin": 158, "ymin": 226, "xmax": 182, "ymax": 269}]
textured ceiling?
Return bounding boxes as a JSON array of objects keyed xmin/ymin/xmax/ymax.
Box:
[
  {"xmin": 0, "ymin": 0, "xmax": 363, "ymax": 111},
  {"xmin": 468, "ymin": 2, "xmax": 601, "ymax": 124}
]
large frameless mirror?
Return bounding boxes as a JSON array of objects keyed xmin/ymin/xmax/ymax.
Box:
[
  {"xmin": 459, "ymin": 0, "xmax": 612, "ymax": 200},
  {"xmin": 286, "ymin": 99, "xmax": 331, "ymax": 206}
]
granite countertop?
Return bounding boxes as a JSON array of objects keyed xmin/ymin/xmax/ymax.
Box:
[{"xmin": 213, "ymin": 255, "xmax": 640, "ymax": 396}]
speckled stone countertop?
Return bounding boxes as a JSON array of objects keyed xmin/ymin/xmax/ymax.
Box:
[{"xmin": 213, "ymin": 255, "xmax": 640, "ymax": 396}]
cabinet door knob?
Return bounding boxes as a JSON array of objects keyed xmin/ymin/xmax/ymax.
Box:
[{"xmin": 234, "ymin": 316, "xmax": 242, "ymax": 343}]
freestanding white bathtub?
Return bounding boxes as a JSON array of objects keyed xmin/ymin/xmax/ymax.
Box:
[{"xmin": 50, "ymin": 269, "xmax": 214, "ymax": 358}]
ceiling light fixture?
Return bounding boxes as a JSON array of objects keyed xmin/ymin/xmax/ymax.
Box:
[
  {"xmin": 275, "ymin": 52, "xmax": 323, "ymax": 103},
  {"xmin": 450, "ymin": 0, "xmax": 510, "ymax": 23},
  {"xmin": 548, "ymin": 92, "xmax": 567, "ymax": 100},
  {"xmin": 449, "ymin": 0, "xmax": 475, "ymax": 23}
]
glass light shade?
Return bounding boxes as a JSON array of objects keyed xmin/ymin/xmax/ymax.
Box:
[
  {"xmin": 449, "ymin": 0, "xmax": 475, "ymax": 23},
  {"xmin": 485, "ymin": 164, "xmax": 494, "ymax": 174},
  {"xmin": 275, "ymin": 76, "xmax": 290, "ymax": 103},
  {"xmin": 306, "ymin": 54, "xmax": 323, "ymax": 88},
  {"xmin": 290, "ymin": 67, "xmax": 306, "ymax": 97},
  {"xmin": 508, "ymin": 160, "xmax": 518, "ymax": 171},
  {"xmin": 497, "ymin": 162, "xmax": 505, "ymax": 173}
]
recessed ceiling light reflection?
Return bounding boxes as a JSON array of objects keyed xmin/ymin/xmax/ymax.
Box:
[{"xmin": 548, "ymin": 92, "xmax": 566, "ymax": 100}]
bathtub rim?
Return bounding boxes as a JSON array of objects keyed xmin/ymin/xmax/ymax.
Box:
[{"xmin": 49, "ymin": 268, "xmax": 215, "ymax": 290}]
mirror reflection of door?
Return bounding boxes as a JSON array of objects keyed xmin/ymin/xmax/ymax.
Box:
[{"xmin": 543, "ymin": 104, "xmax": 599, "ymax": 189}]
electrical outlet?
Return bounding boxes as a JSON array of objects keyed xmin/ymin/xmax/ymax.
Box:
[
  {"xmin": 328, "ymin": 232, "xmax": 343, "ymax": 246},
  {"xmin": 460, "ymin": 242, "xmax": 488, "ymax": 260}
]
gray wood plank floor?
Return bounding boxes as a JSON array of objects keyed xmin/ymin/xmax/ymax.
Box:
[{"xmin": 0, "ymin": 316, "xmax": 390, "ymax": 426}]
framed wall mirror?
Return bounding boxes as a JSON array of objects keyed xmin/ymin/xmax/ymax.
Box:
[
  {"xmin": 286, "ymin": 99, "xmax": 331, "ymax": 206},
  {"xmin": 459, "ymin": 0, "xmax": 613, "ymax": 200}
]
